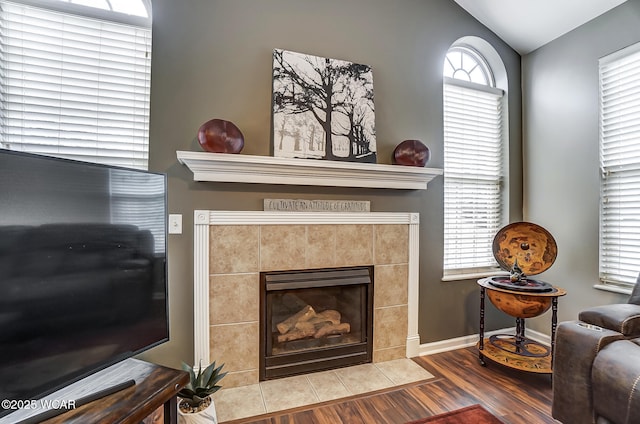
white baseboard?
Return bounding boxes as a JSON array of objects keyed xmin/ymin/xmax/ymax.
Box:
[
  {"xmin": 525, "ymin": 328, "xmax": 551, "ymax": 345},
  {"xmin": 418, "ymin": 327, "xmax": 551, "ymax": 356}
]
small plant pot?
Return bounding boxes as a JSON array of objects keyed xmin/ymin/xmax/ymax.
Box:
[{"xmin": 177, "ymin": 396, "xmax": 218, "ymax": 424}]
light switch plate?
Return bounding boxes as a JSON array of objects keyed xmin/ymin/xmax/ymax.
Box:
[{"xmin": 168, "ymin": 214, "xmax": 182, "ymax": 234}]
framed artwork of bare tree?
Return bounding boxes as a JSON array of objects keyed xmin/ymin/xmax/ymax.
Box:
[{"xmin": 272, "ymin": 49, "xmax": 377, "ymax": 163}]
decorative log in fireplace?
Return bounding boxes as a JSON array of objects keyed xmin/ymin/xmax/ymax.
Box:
[
  {"xmin": 260, "ymin": 266, "xmax": 373, "ymax": 380},
  {"xmin": 275, "ymin": 305, "xmax": 349, "ymax": 342}
]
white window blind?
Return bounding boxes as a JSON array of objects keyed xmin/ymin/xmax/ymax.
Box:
[
  {"xmin": 443, "ymin": 79, "xmax": 504, "ymax": 276},
  {"xmin": 599, "ymin": 43, "xmax": 640, "ymax": 287},
  {"xmin": 0, "ymin": 0, "xmax": 151, "ymax": 169},
  {"xmin": 109, "ymin": 169, "xmax": 165, "ymax": 254}
]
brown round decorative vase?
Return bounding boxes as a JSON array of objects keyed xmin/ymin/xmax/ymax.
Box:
[
  {"xmin": 197, "ymin": 119, "xmax": 244, "ymax": 153},
  {"xmin": 392, "ymin": 139, "xmax": 430, "ymax": 166}
]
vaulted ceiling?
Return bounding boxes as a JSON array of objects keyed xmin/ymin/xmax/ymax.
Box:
[{"xmin": 452, "ymin": 0, "xmax": 628, "ymax": 54}]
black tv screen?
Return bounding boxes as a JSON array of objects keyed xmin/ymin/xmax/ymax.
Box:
[{"xmin": 0, "ymin": 149, "xmax": 168, "ymax": 418}]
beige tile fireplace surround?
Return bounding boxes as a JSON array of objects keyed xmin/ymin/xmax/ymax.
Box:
[{"xmin": 193, "ymin": 210, "xmax": 420, "ymax": 389}]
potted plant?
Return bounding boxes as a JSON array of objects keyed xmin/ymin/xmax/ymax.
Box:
[{"xmin": 177, "ymin": 360, "xmax": 227, "ymax": 424}]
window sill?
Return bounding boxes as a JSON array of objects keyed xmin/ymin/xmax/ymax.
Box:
[
  {"xmin": 442, "ymin": 270, "xmax": 507, "ymax": 282},
  {"xmin": 593, "ymin": 284, "xmax": 633, "ymax": 296}
]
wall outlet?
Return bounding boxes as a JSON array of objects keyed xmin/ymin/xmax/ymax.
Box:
[{"xmin": 168, "ymin": 214, "xmax": 182, "ymax": 234}]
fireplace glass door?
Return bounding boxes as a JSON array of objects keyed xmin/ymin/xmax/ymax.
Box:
[{"xmin": 260, "ymin": 266, "xmax": 373, "ymax": 380}]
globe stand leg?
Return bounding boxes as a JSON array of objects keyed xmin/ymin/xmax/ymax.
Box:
[{"xmin": 478, "ymin": 286, "xmax": 487, "ymax": 366}]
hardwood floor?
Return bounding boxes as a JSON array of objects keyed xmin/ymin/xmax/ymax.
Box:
[{"xmin": 224, "ymin": 347, "xmax": 555, "ymax": 424}]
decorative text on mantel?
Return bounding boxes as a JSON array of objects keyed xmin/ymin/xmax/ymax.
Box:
[{"xmin": 263, "ymin": 199, "xmax": 371, "ymax": 212}]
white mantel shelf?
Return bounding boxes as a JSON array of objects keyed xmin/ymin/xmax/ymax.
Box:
[{"xmin": 176, "ymin": 150, "xmax": 443, "ymax": 190}]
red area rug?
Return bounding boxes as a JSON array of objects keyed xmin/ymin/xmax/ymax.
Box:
[{"xmin": 406, "ymin": 404, "xmax": 503, "ymax": 424}]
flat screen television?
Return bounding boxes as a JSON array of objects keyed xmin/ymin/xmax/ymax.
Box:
[{"xmin": 0, "ymin": 149, "xmax": 168, "ymax": 419}]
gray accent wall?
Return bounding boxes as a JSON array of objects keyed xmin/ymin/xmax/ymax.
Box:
[
  {"xmin": 143, "ymin": 0, "xmax": 522, "ymax": 368},
  {"xmin": 522, "ymin": 1, "xmax": 640, "ymax": 333}
]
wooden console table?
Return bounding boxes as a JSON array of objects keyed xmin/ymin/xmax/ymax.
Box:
[
  {"xmin": 477, "ymin": 278, "xmax": 567, "ymax": 374},
  {"xmin": 5, "ymin": 359, "xmax": 189, "ymax": 424}
]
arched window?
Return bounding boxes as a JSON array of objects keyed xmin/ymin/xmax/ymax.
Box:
[
  {"xmin": 442, "ymin": 40, "xmax": 507, "ymax": 279},
  {"xmin": 48, "ymin": 0, "xmax": 150, "ymax": 19},
  {"xmin": 443, "ymin": 46, "xmax": 493, "ymax": 86},
  {"xmin": 0, "ymin": 0, "xmax": 152, "ymax": 169}
]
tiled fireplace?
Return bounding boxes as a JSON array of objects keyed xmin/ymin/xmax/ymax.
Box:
[{"xmin": 192, "ymin": 210, "xmax": 420, "ymax": 389}]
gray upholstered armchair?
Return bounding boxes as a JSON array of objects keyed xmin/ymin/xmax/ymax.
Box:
[{"xmin": 552, "ymin": 280, "xmax": 640, "ymax": 424}]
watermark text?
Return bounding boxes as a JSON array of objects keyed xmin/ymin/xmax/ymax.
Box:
[{"xmin": 2, "ymin": 399, "xmax": 77, "ymax": 410}]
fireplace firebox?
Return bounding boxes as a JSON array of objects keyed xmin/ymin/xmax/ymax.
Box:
[{"xmin": 260, "ymin": 266, "xmax": 373, "ymax": 380}]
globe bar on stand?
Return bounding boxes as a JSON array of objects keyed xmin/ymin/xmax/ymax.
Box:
[{"xmin": 477, "ymin": 222, "xmax": 566, "ymax": 374}]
